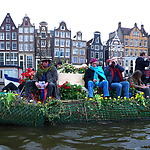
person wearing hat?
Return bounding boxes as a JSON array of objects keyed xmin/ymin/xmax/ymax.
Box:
[
  {"xmin": 104, "ymin": 59, "xmax": 129, "ymax": 98},
  {"xmin": 24, "ymin": 58, "xmax": 60, "ymax": 102},
  {"xmin": 83, "ymin": 58, "xmax": 110, "ymax": 99}
]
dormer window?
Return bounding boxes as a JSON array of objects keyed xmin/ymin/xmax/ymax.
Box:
[
  {"xmin": 24, "ymin": 21, "xmax": 28, "ymax": 26},
  {"xmin": 6, "ymin": 19, "xmax": 10, "ymax": 23},
  {"xmin": 6, "ymin": 24, "xmax": 10, "ymax": 31},
  {"xmin": 61, "ymin": 26, "xmax": 65, "ymax": 30}
]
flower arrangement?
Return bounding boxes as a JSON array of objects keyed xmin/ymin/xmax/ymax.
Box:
[
  {"xmin": 19, "ymin": 68, "xmax": 35, "ymax": 84},
  {"xmin": 59, "ymin": 63, "xmax": 88, "ymax": 74},
  {"xmin": 59, "ymin": 63, "xmax": 77, "ymax": 73},
  {"xmin": 58, "ymin": 81, "xmax": 86, "ymax": 100},
  {"xmin": 77, "ymin": 66, "xmax": 88, "ymax": 74}
]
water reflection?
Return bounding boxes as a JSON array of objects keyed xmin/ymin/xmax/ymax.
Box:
[{"xmin": 0, "ymin": 121, "xmax": 150, "ymax": 150}]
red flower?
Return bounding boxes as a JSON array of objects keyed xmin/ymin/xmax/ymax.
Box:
[{"xmin": 64, "ymin": 86, "xmax": 70, "ymax": 89}]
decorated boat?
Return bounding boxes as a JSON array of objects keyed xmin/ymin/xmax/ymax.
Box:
[{"xmin": 0, "ymin": 64, "xmax": 150, "ymax": 126}]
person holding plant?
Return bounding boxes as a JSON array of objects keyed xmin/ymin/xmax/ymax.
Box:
[
  {"xmin": 24, "ymin": 58, "xmax": 60, "ymax": 102},
  {"xmin": 128, "ymin": 70, "xmax": 150, "ymax": 98},
  {"xmin": 104, "ymin": 59, "xmax": 130, "ymax": 98},
  {"xmin": 83, "ymin": 58, "xmax": 110, "ymax": 99}
]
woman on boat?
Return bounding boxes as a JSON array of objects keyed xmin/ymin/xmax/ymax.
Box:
[
  {"xmin": 83, "ymin": 58, "xmax": 110, "ymax": 99},
  {"xmin": 128, "ymin": 70, "xmax": 150, "ymax": 98}
]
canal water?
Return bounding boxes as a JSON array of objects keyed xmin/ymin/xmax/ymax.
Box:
[{"xmin": 0, "ymin": 121, "xmax": 150, "ymax": 150}]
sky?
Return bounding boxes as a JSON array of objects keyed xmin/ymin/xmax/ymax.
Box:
[{"xmin": 1, "ymin": 0, "xmax": 150, "ymax": 43}]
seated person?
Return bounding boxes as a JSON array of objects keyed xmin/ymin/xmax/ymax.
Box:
[
  {"xmin": 104, "ymin": 59, "xmax": 129, "ymax": 98},
  {"xmin": 83, "ymin": 58, "xmax": 110, "ymax": 98},
  {"xmin": 24, "ymin": 59, "xmax": 60, "ymax": 102},
  {"xmin": 128, "ymin": 70, "xmax": 150, "ymax": 98}
]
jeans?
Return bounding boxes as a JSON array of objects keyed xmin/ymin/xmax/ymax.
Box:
[
  {"xmin": 110, "ymin": 81, "xmax": 130, "ymax": 98},
  {"xmin": 88, "ymin": 80, "xmax": 109, "ymax": 97}
]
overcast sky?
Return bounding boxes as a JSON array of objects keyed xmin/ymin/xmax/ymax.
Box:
[{"xmin": 1, "ymin": 0, "xmax": 150, "ymax": 43}]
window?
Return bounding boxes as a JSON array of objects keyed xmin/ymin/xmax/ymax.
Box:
[
  {"xmin": 19, "ymin": 44, "xmax": 23, "ymax": 51},
  {"xmin": 6, "ymin": 25, "xmax": 10, "ymax": 31},
  {"xmin": 55, "ymin": 39, "xmax": 59, "ymax": 46},
  {"xmin": 55, "ymin": 31, "xmax": 59, "ymax": 37},
  {"xmin": 41, "ymin": 40, "xmax": 46, "ymax": 47},
  {"xmin": 19, "ymin": 35, "xmax": 23, "ymax": 42},
  {"xmin": 80, "ymin": 49, "xmax": 85, "ymax": 55},
  {"xmin": 0, "ymin": 42, "xmax": 4, "ymax": 50},
  {"xmin": 30, "ymin": 35, "xmax": 34, "ymax": 42},
  {"xmin": 134, "ymin": 39, "xmax": 138, "ymax": 47},
  {"xmin": 6, "ymin": 42, "xmax": 10, "ymax": 50},
  {"xmin": 60, "ymin": 32, "xmax": 65, "ymax": 38},
  {"xmin": 95, "ymin": 37, "xmax": 99, "ymax": 43},
  {"xmin": 24, "ymin": 21, "xmax": 28, "ymax": 26},
  {"xmin": 27, "ymin": 56, "xmax": 33, "ymax": 68},
  {"xmin": 6, "ymin": 18, "xmax": 10, "ymax": 23},
  {"xmin": 80, "ymin": 57, "xmax": 85, "ymax": 63},
  {"xmin": 5, "ymin": 53, "xmax": 18, "ymax": 66},
  {"xmin": 130, "ymin": 39, "xmax": 133, "ymax": 46},
  {"xmin": 66, "ymin": 32, "xmax": 70, "ymax": 38},
  {"xmin": 125, "ymin": 39, "xmax": 128, "ymax": 46},
  {"xmin": 73, "ymin": 49, "xmax": 78, "ymax": 54},
  {"xmin": 66, "ymin": 39, "xmax": 70, "ymax": 47},
  {"xmin": 65, "ymin": 49, "xmax": 70, "ymax": 57},
  {"xmin": 82, "ymin": 42, "xmax": 86, "ymax": 47},
  {"xmin": 100, "ymin": 52, "xmax": 103, "ymax": 58},
  {"xmin": 6, "ymin": 32, "xmax": 10, "ymax": 40},
  {"xmin": 41, "ymin": 32, "xmax": 46, "ymax": 38},
  {"xmin": 20, "ymin": 55, "xmax": 23, "ymax": 60},
  {"xmin": 95, "ymin": 45, "xmax": 99, "ymax": 50},
  {"xmin": 24, "ymin": 35, "xmax": 28, "ymax": 42},
  {"xmin": 144, "ymin": 40, "xmax": 147, "ymax": 47},
  {"xmin": 12, "ymin": 32, "xmax": 17, "ymax": 40},
  {"xmin": 24, "ymin": 44, "xmax": 28, "ymax": 51},
  {"xmin": 130, "ymin": 49, "xmax": 133, "ymax": 56},
  {"xmin": 139, "ymin": 40, "xmax": 143, "ymax": 47},
  {"xmin": 60, "ymin": 48, "xmax": 64, "ymax": 56},
  {"xmin": 114, "ymin": 51, "xmax": 118, "ymax": 57},
  {"xmin": 95, "ymin": 52, "xmax": 99, "ymax": 58},
  {"xmin": 61, "ymin": 26, "xmax": 65, "ymax": 30},
  {"xmin": 91, "ymin": 51, "xmax": 94, "ymax": 58},
  {"xmin": 12, "ymin": 42, "xmax": 17, "ymax": 50},
  {"xmin": 24, "ymin": 28, "xmax": 28, "ymax": 33},
  {"xmin": 0, "ymin": 33, "xmax": 4, "ymax": 40},
  {"xmin": 30, "ymin": 44, "xmax": 34, "ymax": 51},
  {"xmin": 19, "ymin": 28, "xmax": 23, "ymax": 33},
  {"xmin": 73, "ymin": 57, "xmax": 78, "ymax": 63},
  {"xmin": 0, "ymin": 53, "xmax": 4, "ymax": 66},
  {"xmin": 60, "ymin": 39, "xmax": 65, "ymax": 47},
  {"xmin": 73, "ymin": 42, "xmax": 76, "ymax": 46},
  {"xmin": 77, "ymin": 42, "xmax": 82, "ymax": 48},
  {"xmin": 54, "ymin": 48, "xmax": 59, "ymax": 57},
  {"xmin": 30, "ymin": 27, "xmax": 34, "ymax": 33}
]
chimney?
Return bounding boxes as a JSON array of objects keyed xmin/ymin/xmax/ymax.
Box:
[
  {"xmin": 118, "ymin": 22, "xmax": 121, "ymax": 28},
  {"xmin": 141, "ymin": 24, "xmax": 144, "ymax": 29}
]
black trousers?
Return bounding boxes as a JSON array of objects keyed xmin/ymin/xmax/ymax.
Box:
[{"xmin": 24, "ymin": 80, "xmax": 55, "ymax": 99}]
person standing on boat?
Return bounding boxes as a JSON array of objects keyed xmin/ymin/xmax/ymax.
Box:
[
  {"xmin": 24, "ymin": 58, "xmax": 60, "ymax": 102},
  {"xmin": 135, "ymin": 52, "xmax": 149, "ymax": 84},
  {"xmin": 104, "ymin": 59, "xmax": 130, "ymax": 98},
  {"xmin": 83, "ymin": 58, "xmax": 110, "ymax": 99},
  {"xmin": 128, "ymin": 70, "xmax": 150, "ymax": 98}
]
